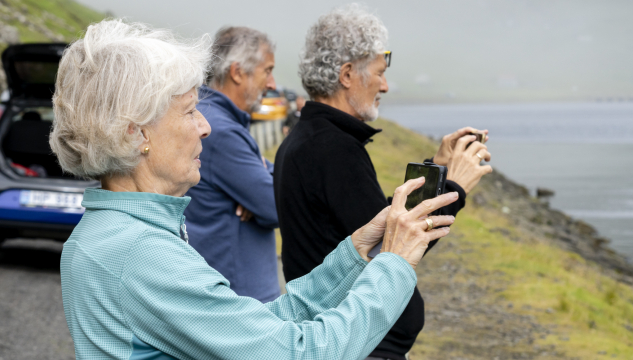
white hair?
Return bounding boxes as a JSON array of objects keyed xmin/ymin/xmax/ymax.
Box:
[
  {"xmin": 50, "ymin": 19, "xmax": 212, "ymax": 180},
  {"xmin": 299, "ymin": 4, "xmax": 388, "ymax": 99},
  {"xmin": 208, "ymin": 26, "xmax": 275, "ymax": 87}
]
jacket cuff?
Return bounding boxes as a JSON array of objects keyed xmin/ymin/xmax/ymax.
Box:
[
  {"xmin": 371, "ymin": 252, "xmax": 417, "ymax": 285},
  {"xmin": 343, "ymin": 236, "xmax": 369, "ymax": 265},
  {"xmin": 446, "ymin": 180, "xmax": 466, "ymax": 203}
]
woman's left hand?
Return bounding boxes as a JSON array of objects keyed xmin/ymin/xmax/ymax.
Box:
[{"xmin": 351, "ymin": 206, "xmax": 390, "ymax": 261}]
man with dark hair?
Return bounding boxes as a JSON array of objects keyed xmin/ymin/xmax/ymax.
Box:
[
  {"xmin": 185, "ymin": 27, "xmax": 280, "ymax": 303},
  {"xmin": 274, "ymin": 5, "xmax": 493, "ymax": 359}
]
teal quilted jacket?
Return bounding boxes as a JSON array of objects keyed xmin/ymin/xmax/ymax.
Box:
[{"xmin": 61, "ymin": 188, "xmax": 417, "ymax": 359}]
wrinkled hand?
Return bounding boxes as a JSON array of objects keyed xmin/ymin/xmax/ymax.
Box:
[
  {"xmin": 434, "ymin": 127, "xmax": 488, "ymax": 166},
  {"xmin": 446, "ymin": 135, "xmax": 493, "ymax": 194},
  {"xmin": 351, "ymin": 177, "xmax": 457, "ymax": 267},
  {"xmin": 236, "ymin": 204, "xmax": 253, "ymax": 222},
  {"xmin": 351, "ymin": 206, "xmax": 391, "ymax": 261}
]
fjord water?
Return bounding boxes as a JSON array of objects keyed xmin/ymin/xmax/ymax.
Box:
[{"xmin": 381, "ymin": 102, "xmax": 633, "ymax": 261}]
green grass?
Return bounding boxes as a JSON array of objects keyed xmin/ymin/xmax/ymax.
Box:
[
  {"xmin": 451, "ymin": 207, "xmax": 633, "ymax": 358},
  {"xmin": 266, "ymin": 117, "xmax": 633, "ymax": 358},
  {"xmin": 2, "ymin": 0, "xmax": 104, "ymax": 43}
]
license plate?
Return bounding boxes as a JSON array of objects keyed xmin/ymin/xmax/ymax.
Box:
[{"xmin": 19, "ymin": 190, "xmax": 84, "ymax": 210}]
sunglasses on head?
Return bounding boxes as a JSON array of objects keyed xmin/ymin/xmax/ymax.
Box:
[{"xmin": 383, "ymin": 51, "xmax": 392, "ymax": 67}]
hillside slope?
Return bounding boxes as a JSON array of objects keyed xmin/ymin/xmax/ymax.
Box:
[
  {"xmin": 266, "ymin": 118, "xmax": 633, "ymax": 359},
  {"xmin": 0, "ymin": 0, "xmax": 104, "ymax": 90}
]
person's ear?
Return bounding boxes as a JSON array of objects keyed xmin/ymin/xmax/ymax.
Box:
[
  {"xmin": 228, "ymin": 62, "xmax": 244, "ymax": 86},
  {"xmin": 339, "ymin": 62, "xmax": 353, "ymax": 89},
  {"xmin": 136, "ymin": 125, "xmax": 150, "ymax": 145},
  {"xmin": 140, "ymin": 128, "xmax": 150, "ymax": 142},
  {"xmin": 138, "ymin": 127, "xmax": 152, "ymax": 155}
]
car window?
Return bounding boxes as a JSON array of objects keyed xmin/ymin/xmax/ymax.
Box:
[
  {"xmin": 14, "ymin": 61, "xmax": 59, "ymax": 85},
  {"xmin": 265, "ymin": 90, "xmax": 281, "ymax": 98},
  {"xmin": 10, "ymin": 107, "xmax": 54, "ymax": 123}
]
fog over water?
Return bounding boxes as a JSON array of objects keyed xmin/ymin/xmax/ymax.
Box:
[{"xmin": 76, "ymin": 0, "xmax": 633, "ymax": 102}]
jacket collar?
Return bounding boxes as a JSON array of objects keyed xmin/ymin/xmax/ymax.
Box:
[
  {"xmin": 300, "ymin": 101, "xmax": 382, "ymax": 144},
  {"xmin": 198, "ymin": 85, "xmax": 251, "ymax": 129},
  {"xmin": 81, "ymin": 188, "xmax": 191, "ymax": 238}
]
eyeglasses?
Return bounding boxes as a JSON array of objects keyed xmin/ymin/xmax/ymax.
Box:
[{"xmin": 383, "ymin": 51, "xmax": 392, "ymax": 67}]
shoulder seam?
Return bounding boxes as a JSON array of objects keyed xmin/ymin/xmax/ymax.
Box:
[{"xmin": 70, "ymin": 241, "xmax": 121, "ymax": 280}]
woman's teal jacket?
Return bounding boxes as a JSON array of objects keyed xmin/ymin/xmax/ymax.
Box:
[{"xmin": 60, "ymin": 188, "xmax": 417, "ymax": 360}]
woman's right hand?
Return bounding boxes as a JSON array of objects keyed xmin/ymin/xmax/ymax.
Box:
[
  {"xmin": 381, "ymin": 177, "xmax": 458, "ymax": 268},
  {"xmin": 353, "ymin": 177, "xmax": 458, "ymax": 268}
]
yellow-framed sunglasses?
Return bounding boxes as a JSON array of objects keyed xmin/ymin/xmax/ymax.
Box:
[{"xmin": 384, "ymin": 51, "xmax": 392, "ymax": 67}]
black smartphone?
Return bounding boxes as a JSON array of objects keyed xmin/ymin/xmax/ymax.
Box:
[{"xmin": 367, "ymin": 162, "xmax": 447, "ymax": 258}]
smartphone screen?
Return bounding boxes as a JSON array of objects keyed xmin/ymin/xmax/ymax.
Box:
[{"xmin": 404, "ymin": 164, "xmax": 440, "ymax": 211}]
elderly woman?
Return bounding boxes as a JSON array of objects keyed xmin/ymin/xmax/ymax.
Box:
[{"xmin": 52, "ymin": 20, "xmax": 457, "ymax": 360}]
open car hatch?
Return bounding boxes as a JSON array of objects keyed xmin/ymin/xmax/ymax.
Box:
[{"xmin": 2, "ymin": 43, "xmax": 66, "ymax": 100}]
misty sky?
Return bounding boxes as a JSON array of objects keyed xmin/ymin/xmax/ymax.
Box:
[{"xmin": 76, "ymin": 0, "xmax": 633, "ymax": 102}]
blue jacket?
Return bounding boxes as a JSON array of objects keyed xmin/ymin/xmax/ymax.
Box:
[
  {"xmin": 61, "ymin": 188, "xmax": 417, "ymax": 360},
  {"xmin": 185, "ymin": 86, "xmax": 280, "ymax": 302}
]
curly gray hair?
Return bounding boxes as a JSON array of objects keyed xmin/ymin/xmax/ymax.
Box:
[
  {"xmin": 208, "ymin": 26, "xmax": 275, "ymax": 87},
  {"xmin": 299, "ymin": 4, "xmax": 388, "ymax": 99},
  {"xmin": 50, "ymin": 19, "xmax": 212, "ymax": 179}
]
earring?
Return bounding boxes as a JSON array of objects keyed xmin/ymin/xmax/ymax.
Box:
[{"xmin": 143, "ymin": 147, "xmax": 150, "ymax": 154}]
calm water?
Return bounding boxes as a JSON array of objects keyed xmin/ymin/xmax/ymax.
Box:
[{"xmin": 381, "ymin": 102, "xmax": 633, "ymax": 261}]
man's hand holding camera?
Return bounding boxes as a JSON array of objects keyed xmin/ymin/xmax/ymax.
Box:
[
  {"xmin": 434, "ymin": 127, "xmax": 493, "ymax": 194},
  {"xmin": 447, "ymin": 135, "xmax": 493, "ymax": 194}
]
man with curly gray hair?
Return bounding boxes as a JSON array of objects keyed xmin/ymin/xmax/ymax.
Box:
[
  {"xmin": 298, "ymin": 4, "xmax": 388, "ymax": 121},
  {"xmin": 274, "ymin": 4, "xmax": 493, "ymax": 360}
]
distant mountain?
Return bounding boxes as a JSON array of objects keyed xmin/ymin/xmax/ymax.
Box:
[{"xmin": 0, "ymin": 0, "xmax": 104, "ymax": 91}]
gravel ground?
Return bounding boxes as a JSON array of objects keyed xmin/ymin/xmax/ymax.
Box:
[
  {"xmin": 0, "ymin": 239, "xmax": 74, "ymax": 360},
  {"xmin": 0, "ymin": 238, "xmax": 287, "ymax": 360}
]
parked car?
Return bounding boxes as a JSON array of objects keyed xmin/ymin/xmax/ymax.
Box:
[
  {"xmin": 251, "ymin": 89, "xmax": 288, "ymax": 121},
  {"xmin": 0, "ymin": 43, "xmax": 97, "ymax": 245}
]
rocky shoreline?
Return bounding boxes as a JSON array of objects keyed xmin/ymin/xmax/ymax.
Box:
[{"xmin": 473, "ymin": 169, "xmax": 633, "ymax": 284}]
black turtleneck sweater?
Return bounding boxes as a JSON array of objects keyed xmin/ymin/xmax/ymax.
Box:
[{"xmin": 273, "ymin": 101, "xmax": 466, "ymax": 360}]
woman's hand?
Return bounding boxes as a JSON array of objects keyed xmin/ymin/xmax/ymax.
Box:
[
  {"xmin": 433, "ymin": 127, "xmax": 488, "ymax": 166},
  {"xmin": 351, "ymin": 206, "xmax": 391, "ymax": 261},
  {"xmin": 446, "ymin": 135, "xmax": 493, "ymax": 194},
  {"xmin": 351, "ymin": 177, "xmax": 457, "ymax": 267}
]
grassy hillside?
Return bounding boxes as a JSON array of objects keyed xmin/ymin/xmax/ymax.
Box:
[
  {"xmin": 0, "ymin": 0, "xmax": 103, "ymax": 44},
  {"xmin": 265, "ymin": 118, "xmax": 633, "ymax": 359},
  {"xmin": 0, "ymin": 0, "xmax": 103, "ymax": 91}
]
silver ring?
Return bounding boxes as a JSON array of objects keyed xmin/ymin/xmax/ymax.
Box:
[
  {"xmin": 425, "ymin": 218, "xmax": 434, "ymax": 231},
  {"xmin": 476, "ymin": 153, "xmax": 483, "ymax": 160}
]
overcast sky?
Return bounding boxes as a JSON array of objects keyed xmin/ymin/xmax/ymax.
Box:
[{"xmin": 76, "ymin": 0, "xmax": 633, "ymax": 102}]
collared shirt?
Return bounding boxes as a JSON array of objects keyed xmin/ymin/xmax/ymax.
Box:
[
  {"xmin": 61, "ymin": 188, "xmax": 418, "ymax": 359},
  {"xmin": 185, "ymin": 86, "xmax": 280, "ymax": 302}
]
